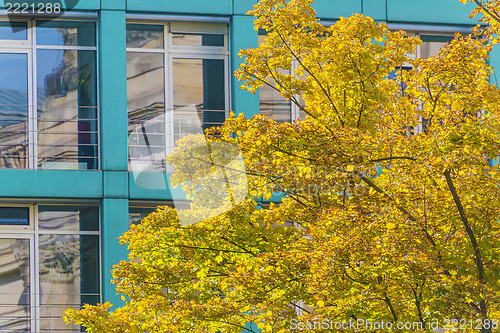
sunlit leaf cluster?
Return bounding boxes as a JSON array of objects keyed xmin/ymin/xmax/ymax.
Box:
[{"xmin": 66, "ymin": 0, "xmax": 500, "ymax": 332}]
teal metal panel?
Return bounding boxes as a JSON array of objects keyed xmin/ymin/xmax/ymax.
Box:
[
  {"xmin": 387, "ymin": 0, "xmax": 477, "ymax": 25},
  {"xmin": 233, "ymin": 0, "xmax": 362, "ymax": 19},
  {"xmin": 313, "ymin": 0, "xmax": 362, "ymax": 19},
  {"xmin": 0, "ymin": 170, "xmax": 102, "ymax": 198},
  {"xmin": 127, "ymin": 0, "xmax": 232, "ymax": 15},
  {"xmin": 99, "ymin": 10, "xmax": 128, "ymax": 171},
  {"xmin": 104, "ymin": 171, "xmax": 129, "ymax": 198},
  {"xmin": 231, "ymin": 15, "xmax": 259, "ymax": 119},
  {"xmin": 490, "ymin": 45, "xmax": 500, "ymax": 86},
  {"xmin": 101, "ymin": 0, "xmax": 126, "ymax": 11},
  {"xmin": 233, "ymin": 0, "xmax": 257, "ymax": 15},
  {"xmin": 233, "ymin": 0, "xmax": 362, "ymax": 18},
  {"xmin": 129, "ymin": 172, "xmax": 186, "ymax": 200},
  {"xmin": 363, "ymin": 0, "xmax": 387, "ymax": 21},
  {"xmin": 0, "ymin": 0, "xmax": 100, "ymax": 10},
  {"xmin": 101, "ymin": 198, "xmax": 129, "ymax": 307}
]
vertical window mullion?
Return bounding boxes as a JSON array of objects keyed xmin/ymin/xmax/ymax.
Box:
[
  {"xmin": 29, "ymin": 20, "xmax": 37, "ymax": 170},
  {"xmin": 165, "ymin": 25, "xmax": 174, "ymax": 159},
  {"xmin": 31, "ymin": 204, "xmax": 40, "ymax": 333}
]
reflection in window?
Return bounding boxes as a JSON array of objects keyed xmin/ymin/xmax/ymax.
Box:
[
  {"xmin": 129, "ymin": 207, "xmax": 156, "ymax": 225},
  {"xmin": 0, "ymin": 205, "xmax": 100, "ymax": 332},
  {"xmin": 0, "ymin": 20, "xmax": 98, "ymax": 170},
  {"xmin": 127, "ymin": 23, "xmax": 228, "ymax": 173},
  {"xmin": 37, "ymin": 49, "xmax": 98, "ymax": 170},
  {"xmin": 127, "ymin": 51, "xmax": 166, "ymax": 173},
  {"xmin": 36, "ymin": 21, "xmax": 96, "ymax": 47},
  {"xmin": 172, "ymin": 33, "xmax": 224, "ymax": 47},
  {"xmin": 0, "ymin": 207, "xmax": 29, "ymax": 225},
  {"xmin": 172, "ymin": 58, "xmax": 225, "ymax": 138},
  {"xmin": 38, "ymin": 234, "xmax": 99, "ymax": 332},
  {"xmin": 38, "ymin": 205, "xmax": 99, "ymax": 232},
  {"xmin": 0, "ymin": 53, "xmax": 28, "ymax": 169},
  {"xmin": 0, "ymin": 238, "xmax": 30, "ymax": 332},
  {"xmin": 420, "ymin": 35, "xmax": 453, "ymax": 59},
  {"xmin": 126, "ymin": 24, "xmax": 164, "ymax": 49},
  {"xmin": 0, "ymin": 21, "xmax": 27, "ymax": 40},
  {"xmin": 258, "ymin": 35, "xmax": 292, "ymax": 122}
]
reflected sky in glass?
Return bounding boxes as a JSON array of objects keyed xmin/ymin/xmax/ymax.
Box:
[{"xmin": 0, "ymin": 22, "xmax": 27, "ymax": 40}]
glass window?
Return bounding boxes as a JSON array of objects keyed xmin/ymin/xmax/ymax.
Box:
[
  {"xmin": 172, "ymin": 58, "xmax": 225, "ymax": 137},
  {"xmin": 127, "ymin": 22, "xmax": 228, "ymax": 173},
  {"xmin": 0, "ymin": 21, "xmax": 27, "ymax": 40},
  {"xmin": 0, "ymin": 53, "xmax": 28, "ymax": 169},
  {"xmin": 38, "ymin": 205, "xmax": 99, "ymax": 231},
  {"xmin": 129, "ymin": 206, "xmax": 156, "ymax": 225},
  {"xmin": 258, "ymin": 35, "xmax": 292, "ymax": 122},
  {"xmin": 0, "ymin": 20, "xmax": 98, "ymax": 170},
  {"xmin": 0, "ymin": 207, "xmax": 29, "ymax": 225},
  {"xmin": 0, "ymin": 205, "xmax": 100, "ymax": 333},
  {"xmin": 419, "ymin": 35, "xmax": 453, "ymax": 58},
  {"xmin": 172, "ymin": 33, "xmax": 224, "ymax": 47},
  {"xmin": 36, "ymin": 49, "xmax": 98, "ymax": 170},
  {"xmin": 36, "ymin": 21, "xmax": 96, "ymax": 47},
  {"xmin": 0, "ymin": 238, "xmax": 31, "ymax": 331},
  {"xmin": 126, "ymin": 24, "xmax": 163, "ymax": 49},
  {"xmin": 38, "ymin": 234, "xmax": 99, "ymax": 331}
]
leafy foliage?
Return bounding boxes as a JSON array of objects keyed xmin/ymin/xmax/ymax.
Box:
[{"xmin": 66, "ymin": 0, "xmax": 500, "ymax": 332}]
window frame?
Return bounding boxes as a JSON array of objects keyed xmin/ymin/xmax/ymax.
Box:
[
  {"xmin": 0, "ymin": 18, "xmax": 100, "ymax": 170},
  {"xmin": 0, "ymin": 202, "xmax": 101, "ymax": 332},
  {"xmin": 257, "ymin": 33, "xmax": 309, "ymax": 122},
  {"xmin": 126, "ymin": 21, "xmax": 230, "ymax": 172}
]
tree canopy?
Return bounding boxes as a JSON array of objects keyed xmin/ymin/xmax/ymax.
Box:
[{"xmin": 66, "ymin": 0, "xmax": 500, "ymax": 332}]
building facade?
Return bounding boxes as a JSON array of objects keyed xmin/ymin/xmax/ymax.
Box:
[{"xmin": 0, "ymin": 0, "xmax": 494, "ymax": 331}]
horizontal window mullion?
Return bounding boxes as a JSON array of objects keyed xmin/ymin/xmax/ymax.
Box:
[
  {"xmin": 169, "ymin": 49, "xmax": 228, "ymax": 57},
  {"xmin": 38, "ymin": 231, "xmax": 99, "ymax": 235},
  {"xmin": 126, "ymin": 47, "xmax": 165, "ymax": 53},
  {"xmin": 35, "ymin": 45, "xmax": 97, "ymax": 51}
]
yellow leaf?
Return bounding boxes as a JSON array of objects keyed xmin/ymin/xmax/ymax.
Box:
[
  {"xmin": 386, "ymin": 222, "xmax": 396, "ymax": 230},
  {"xmin": 317, "ymin": 300, "xmax": 325, "ymax": 308}
]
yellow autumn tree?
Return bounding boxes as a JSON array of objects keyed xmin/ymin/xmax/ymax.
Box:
[{"xmin": 66, "ymin": 0, "xmax": 500, "ymax": 332}]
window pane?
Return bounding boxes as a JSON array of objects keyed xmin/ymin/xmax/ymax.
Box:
[
  {"xmin": 0, "ymin": 53, "xmax": 28, "ymax": 169},
  {"xmin": 36, "ymin": 21, "xmax": 96, "ymax": 47},
  {"xmin": 129, "ymin": 207, "xmax": 156, "ymax": 225},
  {"xmin": 127, "ymin": 52, "xmax": 166, "ymax": 172},
  {"xmin": 172, "ymin": 58, "xmax": 225, "ymax": 139},
  {"xmin": 38, "ymin": 206, "xmax": 99, "ymax": 232},
  {"xmin": 258, "ymin": 35, "xmax": 291, "ymax": 122},
  {"xmin": 36, "ymin": 49, "xmax": 98, "ymax": 170},
  {"xmin": 0, "ymin": 22, "xmax": 27, "ymax": 40},
  {"xmin": 127, "ymin": 52, "xmax": 164, "ymax": 110},
  {"xmin": 0, "ymin": 238, "xmax": 31, "ymax": 332},
  {"xmin": 0, "ymin": 207, "xmax": 29, "ymax": 225},
  {"xmin": 126, "ymin": 24, "xmax": 163, "ymax": 49},
  {"xmin": 260, "ymin": 84, "xmax": 291, "ymax": 122},
  {"xmin": 420, "ymin": 36, "xmax": 453, "ymax": 58},
  {"xmin": 172, "ymin": 33, "xmax": 224, "ymax": 46},
  {"xmin": 39, "ymin": 234, "xmax": 99, "ymax": 332}
]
